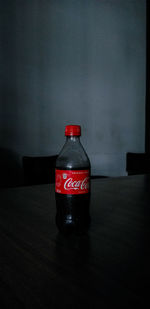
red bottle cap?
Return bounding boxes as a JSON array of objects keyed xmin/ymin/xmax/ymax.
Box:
[{"xmin": 65, "ymin": 125, "xmax": 81, "ymax": 136}]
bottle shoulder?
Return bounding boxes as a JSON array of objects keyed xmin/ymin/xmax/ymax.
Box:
[{"xmin": 56, "ymin": 139, "xmax": 90, "ymax": 170}]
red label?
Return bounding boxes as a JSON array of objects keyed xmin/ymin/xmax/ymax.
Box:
[{"xmin": 55, "ymin": 169, "xmax": 90, "ymax": 194}]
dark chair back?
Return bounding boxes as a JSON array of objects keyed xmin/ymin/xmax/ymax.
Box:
[
  {"xmin": 23, "ymin": 155, "xmax": 58, "ymax": 185},
  {"xmin": 126, "ymin": 152, "xmax": 150, "ymax": 175},
  {"xmin": 0, "ymin": 148, "xmax": 23, "ymax": 187}
]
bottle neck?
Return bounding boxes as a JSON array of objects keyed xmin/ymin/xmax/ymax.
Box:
[{"xmin": 66, "ymin": 136, "xmax": 80, "ymax": 142}]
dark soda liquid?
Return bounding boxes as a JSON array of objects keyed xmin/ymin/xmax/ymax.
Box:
[{"xmin": 55, "ymin": 167, "xmax": 91, "ymax": 235}]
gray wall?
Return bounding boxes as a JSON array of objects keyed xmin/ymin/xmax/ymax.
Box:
[{"xmin": 0, "ymin": 0, "xmax": 146, "ymax": 178}]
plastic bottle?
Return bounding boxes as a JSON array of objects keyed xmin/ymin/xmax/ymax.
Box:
[{"xmin": 55, "ymin": 125, "xmax": 91, "ymax": 234}]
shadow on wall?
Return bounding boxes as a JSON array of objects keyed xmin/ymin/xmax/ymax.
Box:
[{"xmin": 0, "ymin": 147, "xmax": 23, "ymax": 187}]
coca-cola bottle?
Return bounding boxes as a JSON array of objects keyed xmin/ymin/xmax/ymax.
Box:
[{"xmin": 55, "ymin": 125, "xmax": 91, "ymax": 234}]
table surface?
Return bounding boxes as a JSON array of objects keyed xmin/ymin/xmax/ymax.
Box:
[{"xmin": 0, "ymin": 175, "xmax": 150, "ymax": 308}]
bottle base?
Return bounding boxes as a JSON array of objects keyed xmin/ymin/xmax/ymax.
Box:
[{"xmin": 55, "ymin": 192, "xmax": 91, "ymax": 235}]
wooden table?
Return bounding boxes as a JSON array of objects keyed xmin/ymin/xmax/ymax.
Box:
[{"xmin": 0, "ymin": 175, "xmax": 150, "ymax": 308}]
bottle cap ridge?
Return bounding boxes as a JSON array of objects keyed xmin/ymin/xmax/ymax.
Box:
[{"xmin": 65, "ymin": 125, "xmax": 81, "ymax": 136}]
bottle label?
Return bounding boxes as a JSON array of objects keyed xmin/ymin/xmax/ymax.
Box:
[{"xmin": 55, "ymin": 169, "xmax": 90, "ymax": 194}]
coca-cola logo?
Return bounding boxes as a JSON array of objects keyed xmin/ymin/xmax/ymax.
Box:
[
  {"xmin": 55, "ymin": 169, "xmax": 90, "ymax": 194},
  {"xmin": 64, "ymin": 177, "xmax": 89, "ymax": 191}
]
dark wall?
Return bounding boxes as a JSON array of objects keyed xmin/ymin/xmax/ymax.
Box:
[{"xmin": 0, "ymin": 0, "xmax": 146, "ymax": 183}]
